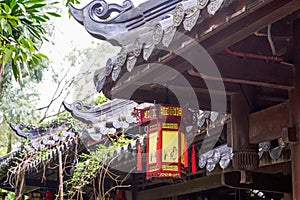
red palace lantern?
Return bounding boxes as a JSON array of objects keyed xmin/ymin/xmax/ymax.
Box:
[
  {"xmin": 45, "ymin": 190, "xmax": 55, "ymax": 200},
  {"xmin": 135, "ymin": 104, "xmax": 187, "ymax": 180}
]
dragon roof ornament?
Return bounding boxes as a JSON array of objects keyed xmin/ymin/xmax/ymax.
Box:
[
  {"xmin": 69, "ymin": 0, "xmax": 182, "ymax": 45},
  {"xmin": 69, "ymin": 0, "xmax": 227, "ymax": 93},
  {"xmin": 63, "ymin": 98, "xmax": 138, "ymax": 125}
]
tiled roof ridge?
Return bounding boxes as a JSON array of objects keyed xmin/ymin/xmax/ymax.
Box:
[{"xmin": 69, "ymin": 0, "xmax": 227, "ymax": 93}]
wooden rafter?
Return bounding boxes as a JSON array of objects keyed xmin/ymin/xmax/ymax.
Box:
[{"xmin": 201, "ymin": 0, "xmax": 300, "ymax": 54}]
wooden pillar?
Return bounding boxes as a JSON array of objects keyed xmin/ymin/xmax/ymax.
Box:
[
  {"xmin": 231, "ymin": 92, "xmax": 258, "ymax": 171},
  {"xmin": 290, "ymin": 19, "xmax": 300, "ymax": 200},
  {"xmin": 58, "ymin": 150, "xmax": 64, "ymax": 200}
]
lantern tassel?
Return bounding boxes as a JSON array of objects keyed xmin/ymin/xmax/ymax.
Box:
[
  {"xmin": 184, "ymin": 138, "xmax": 189, "ymax": 168},
  {"xmin": 116, "ymin": 189, "xmax": 123, "ymax": 199},
  {"xmin": 191, "ymin": 144, "xmax": 196, "ymax": 174},
  {"xmin": 157, "ymin": 135, "xmax": 162, "ymax": 169},
  {"xmin": 137, "ymin": 141, "xmax": 142, "ymax": 171},
  {"xmin": 45, "ymin": 190, "xmax": 55, "ymax": 200}
]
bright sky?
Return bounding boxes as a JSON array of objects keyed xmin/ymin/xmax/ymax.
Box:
[
  {"xmin": 37, "ymin": 0, "xmax": 147, "ymax": 112},
  {"xmin": 40, "ymin": 0, "xmax": 146, "ymax": 58}
]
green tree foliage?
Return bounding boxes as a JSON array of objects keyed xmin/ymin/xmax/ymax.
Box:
[
  {"xmin": 0, "ymin": 69, "xmax": 41, "ymax": 156},
  {"xmin": 66, "ymin": 134, "xmax": 132, "ymax": 199},
  {"xmin": 0, "ymin": 0, "xmax": 60, "ymax": 85},
  {"xmin": 0, "ymin": 0, "xmax": 60, "ymax": 155},
  {"xmin": 92, "ymin": 94, "xmax": 109, "ymax": 105},
  {"xmin": 65, "ymin": 0, "xmax": 80, "ymax": 7}
]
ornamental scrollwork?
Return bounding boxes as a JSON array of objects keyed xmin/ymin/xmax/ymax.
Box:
[{"xmin": 89, "ymin": 0, "xmax": 133, "ymax": 23}]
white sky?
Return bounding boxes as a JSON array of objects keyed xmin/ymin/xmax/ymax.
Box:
[
  {"xmin": 37, "ymin": 0, "xmax": 147, "ymax": 112},
  {"xmin": 40, "ymin": 0, "xmax": 146, "ymax": 57}
]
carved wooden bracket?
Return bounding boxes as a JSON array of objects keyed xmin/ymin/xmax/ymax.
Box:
[
  {"xmin": 232, "ymin": 152, "xmax": 258, "ymax": 171},
  {"xmin": 282, "ymin": 127, "xmax": 297, "ymax": 144}
]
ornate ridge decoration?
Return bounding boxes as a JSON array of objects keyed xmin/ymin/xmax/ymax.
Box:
[
  {"xmin": 62, "ymin": 99, "xmax": 140, "ymax": 155},
  {"xmin": 183, "ymin": 9, "xmax": 200, "ymax": 31},
  {"xmin": 63, "ymin": 100, "xmax": 101, "ymax": 124},
  {"xmin": 94, "ymin": 68, "xmax": 106, "ymax": 92},
  {"xmin": 69, "ymin": 0, "xmax": 134, "ymax": 44},
  {"xmin": 112, "ymin": 66, "xmax": 122, "ymax": 82},
  {"xmin": 88, "ymin": 0, "xmax": 226, "ymax": 92},
  {"xmin": 198, "ymin": 145, "xmax": 232, "ymax": 172},
  {"xmin": 10, "ymin": 123, "xmax": 46, "ymax": 139},
  {"xmin": 198, "ymin": 0, "xmax": 209, "ymax": 9},
  {"xmin": 69, "ymin": 0, "xmax": 182, "ymax": 45},
  {"xmin": 106, "ymin": 57, "xmax": 116, "ymax": 76},
  {"xmin": 153, "ymin": 15, "xmax": 176, "ymax": 47},
  {"xmin": 143, "ymin": 43, "xmax": 155, "ymax": 61},
  {"xmin": 9, "ymin": 123, "xmax": 75, "ymax": 153},
  {"xmin": 63, "ymin": 99, "xmax": 138, "ymax": 127},
  {"xmin": 207, "ymin": 0, "xmax": 224, "ymax": 15},
  {"xmin": 89, "ymin": 0, "xmax": 133, "ymax": 23},
  {"xmin": 9, "ymin": 123, "xmax": 73, "ymax": 141},
  {"xmin": 2, "ymin": 123, "xmax": 77, "ymax": 173},
  {"xmin": 126, "ymin": 56, "xmax": 137, "ymax": 72}
]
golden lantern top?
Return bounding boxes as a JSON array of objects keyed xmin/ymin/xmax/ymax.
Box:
[{"xmin": 134, "ymin": 104, "xmax": 185, "ymax": 125}]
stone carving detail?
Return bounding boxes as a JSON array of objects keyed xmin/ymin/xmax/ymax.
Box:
[
  {"xmin": 94, "ymin": 68, "xmax": 106, "ymax": 92},
  {"xmin": 88, "ymin": 0, "xmax": 226, "ymax": 93},
  {"xmin": 198, "ymin": 0, "xmax": 209, "ymax": 9},
  {"xmin": 10, "ymin": 123, "xmax": 46, "ymax": 139},
  {"xmin": 173, "ymin": 4, "xmax": 184, "ymax": 27},
  {"xmin": 207, "ymin": 0, "xmax": 224, "ymax": 15},
  {"xmin": 89, "ymin": 0, "xmax": 133, "ymax": 23},
  {"xmin": 183, "ymin": 9, "xmax": 200, "ymax": 31},
  {"xmin": 126, "ymin": 56, "xmax": 137, "ymax": 72},
  {"xmin": 95, "ymin": 76, "xmax": 106, "ymax": 92},
  {"xmin": 143, "ymin": 43, "xmax": 155, "ymax": 61},
  {"xmin": 133, "ymin": 38, "xmax": 142, "ymax": 57},
  {"xmin": 153, "ymin": 24, "xmax": 164, "ymax": 45},
  {"xmin": 112, "ymin": 66, "xmax": 122, "ymax": 81},
  {"xmin": 106, "ymin": 57, "xmax": 117, "ymax": 76},
  {"xmin": 198, "ymin": 145, "xmax": 232, "ymax": 172},
  {"xmin": 63, "ymin": 100, "xmax": 100, "ymax": 124},
  {"xmin": 156, "ymin": 15, "xmax": 176, "ymax": 47},
  {"xmin": 116, "ymin": 48, "xmax": 127, "ymax": 67},
  {"xmin": 162, "ymin": 28, "xmax": 176, "ymax": 47}
]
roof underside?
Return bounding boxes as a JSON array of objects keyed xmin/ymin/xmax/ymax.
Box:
[{"xmin": 70, "ymin": 0, "xmax": 300, "ymax": 113}]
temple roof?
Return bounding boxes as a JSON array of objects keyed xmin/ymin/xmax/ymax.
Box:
[
  {"xmin": 69, "ymin": 0, "xmax": 182, "ymax": 45},
  {"xmin": 70, "ymin": 0, "xmax": 300, "ymax": 113},
  {"xmin": 70, "ymin": 0, "xmax": 228, "ymax": 94},
  {"xmin": 0, "ymin": 125, "xmax": 77, "ymax": 184},
  {"xmin": 63, "ymin": 98, "xmax": 138, "ymax": 124}
]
